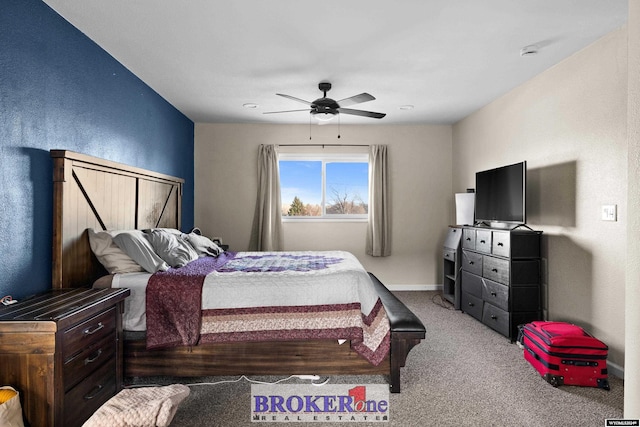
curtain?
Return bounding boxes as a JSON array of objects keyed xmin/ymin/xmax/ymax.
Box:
[
  {"xmin": 250, "ymin": 144, "xmax": 283, "ymax": 251},
  {"xmin": 366, "ymin": 145, "xmax": 390, "ymax": 256}
]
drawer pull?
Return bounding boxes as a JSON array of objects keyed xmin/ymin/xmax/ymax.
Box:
[
  {"xmin": 490, "ymin": 292, "xmax": 497, "ymax": 297},
  {"xmin": 492, "ymin": 268, "xmax": 498, "ymax": 273},
  {"xmin": 469, "ymin": 261, "xmax": 474, "ymax": 265},
  {"xmin": 497, "ymin": 242, "xmax": 504, "ymax": 247},
  {"xmin": 83, "ymin": 322, "xmax": 105, "ymax": 336},
  {"xmin": 466, "ymin": 237, "xmax": 471, "ymax": 241},
  {"xmin": 468, "ymin": 302, "xmax": 475, "ymax": 307},
  {"xmin": 491, "ymin": 315, "xmax": 498, "ymax": 320},
  {"xmin": 84, "ymin": 349, "xmax": 103, "ymax": 365},
  {"xmin": 480, "ymin": 240, "xmax": 486, "ymax": 244},
  {"xmin": 445, "ymin": 254, "xmax": 450, "ymax": 258},
  {"xmin": 84, "ymin": 384, "xmax": 104, "ymax": 400}
]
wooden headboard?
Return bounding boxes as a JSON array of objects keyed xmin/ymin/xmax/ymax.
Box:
[{"xmin": 51, "ymin": 150, "xmax": 184, "ymax": 289}]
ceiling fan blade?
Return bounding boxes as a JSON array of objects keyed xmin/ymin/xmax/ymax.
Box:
[
  {"xmin": 338, "ymin": 108, "xmax": 386, "ymax": 119},
  {"xmin": 263, "ymin": 109, "xmax": 311, "ymax": 115},
  {"xmin": 276, "ymin": 93, "xmax": 312, "ymax": 105},
  {"xmin": 337, "ymin": 93, "xmax": 375, "ymax": 107}
]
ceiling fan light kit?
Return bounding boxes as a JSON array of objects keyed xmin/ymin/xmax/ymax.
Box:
[
  {"xmin": 312, "ymin": 111, "xmax": 337, "ymax": 121},
  {"xmin": 264, "ymin": 82, "xmax": 386, "ymax": 121}
]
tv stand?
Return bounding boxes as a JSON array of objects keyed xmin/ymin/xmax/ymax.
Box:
[
  {"xmin": 511, "ymin": 223, "xmax": 535, "ymax": 232},
  {"xmin": 459, "ymin": 225, "xmax": 542, "ymax": 341}
]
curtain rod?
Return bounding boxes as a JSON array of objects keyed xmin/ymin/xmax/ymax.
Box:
[{"xmin": 278, "ymin": 144, "xmax": 369, "ymax": 147}]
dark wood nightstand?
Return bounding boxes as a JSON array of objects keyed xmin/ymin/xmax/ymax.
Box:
[{"xmin": 0, "ymin": 287, "xmax": 129, "ymax": 427}]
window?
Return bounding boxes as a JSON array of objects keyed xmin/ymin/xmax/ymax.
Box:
[{"xmin": 279, "ymin": 153, "xmax": 369, "ymax": 220}]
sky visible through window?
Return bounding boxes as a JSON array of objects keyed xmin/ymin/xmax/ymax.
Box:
[{"xmin": 280, "ymin": 160, "xmax": 368, "ymax": 211}]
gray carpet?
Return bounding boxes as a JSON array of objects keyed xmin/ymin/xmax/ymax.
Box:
[{"xmin": 128, "ymin": 291, "xmax": 624, "ymax": 426}]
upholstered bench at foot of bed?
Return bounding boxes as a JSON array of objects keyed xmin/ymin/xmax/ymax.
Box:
[{"xmin": 368, "ymin": 272, "xmax": 426, "ymax": 393}]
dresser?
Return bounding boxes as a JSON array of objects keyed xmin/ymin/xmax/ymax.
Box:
[
  {"xmin": 0, "ymin": 288, "xmax": 129, "ymax": 427},
  {"xmin": 460, "ymin": 226, "xmax": 541, "ymax": 341}
]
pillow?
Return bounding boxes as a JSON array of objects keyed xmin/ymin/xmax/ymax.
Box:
[
  {"xmin": 184, "ymin": 232, "xmax": 224, "ymax": 257},
  {"xmin": 88, "ymin": 229, "xmax": 144, "ymax": 274},
  {"xmin": 143, "ymin": 227, "xmax": 182, "ymax": 236},
  {"xmin": 146, "ymin": 229, "xmax": 199, "ymax": 268},
  {"xmin": 83, "ymin": 384, "xmax": 190, "ymax": 427},
  {"xmin": 92, "ymin": 275, "xmax": 114, "ymax": 289},
  {"xmin": 112, "ymin": 231, "xmax": 170, "ymax": 273}
]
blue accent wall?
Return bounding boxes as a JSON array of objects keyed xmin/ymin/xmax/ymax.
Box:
[{"xmin": 0, "ymin": 0, "xmax": 195, "ymax": 299}]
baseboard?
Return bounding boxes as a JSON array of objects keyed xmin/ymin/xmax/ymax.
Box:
[{"xmin": 386, "ymin": 284, "xmax": 442, "ymax": 291}]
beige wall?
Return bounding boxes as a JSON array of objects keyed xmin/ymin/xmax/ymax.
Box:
[
  {"xmin": 453, "ymin": 27, "xmax": 628, "ymax": 368},
  {"xmin": 194, "ymin": 123, "xmax": 453, "ymax": 288}
]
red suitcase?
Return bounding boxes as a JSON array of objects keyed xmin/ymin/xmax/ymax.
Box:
[{"xmin": 519, "ymin": 321, "xmax": 610, "ymax": 390}]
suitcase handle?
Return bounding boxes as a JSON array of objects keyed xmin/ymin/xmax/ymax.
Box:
[{"xmin": 562, "ymin": 359, "xmax": 599, "ymax": 367}]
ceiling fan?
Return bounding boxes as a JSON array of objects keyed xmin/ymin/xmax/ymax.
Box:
[{"xmin": 264, "ymin": 82, "xmax": 386, "ymax": 121}]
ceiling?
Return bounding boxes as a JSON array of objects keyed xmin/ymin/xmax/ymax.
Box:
[{"xmin": 43, "ymin": 0, "xmax": 628, "ymax": 125}]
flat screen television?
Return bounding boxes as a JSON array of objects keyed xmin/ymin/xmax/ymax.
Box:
[{"xmin": 474, "ymin": 161, "xmax": 526, "ymax": 227}]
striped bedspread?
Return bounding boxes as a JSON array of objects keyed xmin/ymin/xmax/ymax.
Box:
[{"xmin": 145, "ymin": 251, "xmax": 390, "ymax": 365}]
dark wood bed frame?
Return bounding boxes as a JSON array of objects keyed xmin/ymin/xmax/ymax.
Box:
[{"xmin": 51, "ymin": 150, "xmax": 424, "ymax": 392}]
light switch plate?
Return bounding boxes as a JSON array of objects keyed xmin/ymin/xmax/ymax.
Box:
[{"xmin": 601, "ymin": 204, "xmax": 617, "ymax": 221}]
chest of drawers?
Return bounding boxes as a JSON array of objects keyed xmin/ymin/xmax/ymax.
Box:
[
  {"xmin": 0, "ymin": 288, "xmax": 129, "ymax": 427},
  {"xmin": 460, "ymin": 226, "xmax": 542, "ymax": 341}
]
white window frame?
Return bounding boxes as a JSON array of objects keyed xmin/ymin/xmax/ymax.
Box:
[{"xmin": 279, "ymin": 152, "xmax": 369, "ymax": 222}]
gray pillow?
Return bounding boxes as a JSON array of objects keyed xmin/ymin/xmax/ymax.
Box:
[
  {"xmin": 146, "ymin": 229, "xmax": 199, "ymax": 268},
  {"xmin": 112, "ymin": 231, "xmax": 170, "ymax": 273},
  {"xmin": 184, "ymin": 232, "xmax": 224, "ymax": 257}
]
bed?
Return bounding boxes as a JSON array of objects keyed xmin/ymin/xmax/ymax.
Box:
[{"xmin": 51, "ymin": 150, "xmax": 424, "ymax": 392}]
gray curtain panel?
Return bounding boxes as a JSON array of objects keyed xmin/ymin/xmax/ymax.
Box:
[
  {"xmin": 366, "ymin": 145, "xmax": 390, "ymax": 256},
  {"xmin": 250, "ymin": 144, "xmax": 283, "ymax": 251}
]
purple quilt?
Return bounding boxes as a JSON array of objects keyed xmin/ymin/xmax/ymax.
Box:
[
  {"xmin": 145, "ymin": 251, "xmax": 391, "ymax": 365},
  {"xmin": 145, "ymin": 253, "xmax": 236, "ymax": 349}
]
